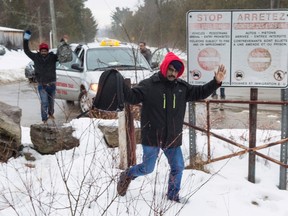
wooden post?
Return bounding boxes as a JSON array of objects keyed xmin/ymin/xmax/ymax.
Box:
[
  {"xmin": 248, "ymin": 88, "xmax": 258, "ymax": 183},
  {"xmin": 118, "ymin": 78, "xmax": 136, "ymax": 169},
  {"xmin": 118, "ymin": 110, "xmax": 128, "ymax": 169},
  {"xmin": 124, "ymin": 79, "xmax": 136, "ymax": 166},
  {"xmin": 125, "ymin": 104, "xmax": 136, "ymax": 166}
]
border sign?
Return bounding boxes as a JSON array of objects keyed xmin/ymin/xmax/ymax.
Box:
[{"xmin": 187, "ymin": 10, "xmax": 288, "ymax": 88}]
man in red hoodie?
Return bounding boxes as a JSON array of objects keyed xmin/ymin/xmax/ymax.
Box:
[{"xmin": 117, "ymin": 52, "xmax": 226, "ymax": 202}]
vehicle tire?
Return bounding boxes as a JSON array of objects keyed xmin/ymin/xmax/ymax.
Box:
[{"xmin": 78, "ymin": 90, "xmax": 91, "ymax": 113}]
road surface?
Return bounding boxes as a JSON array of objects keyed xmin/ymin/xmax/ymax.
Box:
[{"xmin": 0, "ymin": 81, "xmax": 80, "ymax": 126}]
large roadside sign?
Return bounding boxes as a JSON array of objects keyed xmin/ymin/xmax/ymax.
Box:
[{"xmin": 187, "ymin": 10, "xmax": 288, "ymax": 88}]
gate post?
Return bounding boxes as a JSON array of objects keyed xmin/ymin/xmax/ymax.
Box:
[
  {"xmin": 248, "ymin": 88, "xmax": 258, "ymax": 183},
  {"xmin": 118, "ymin": 110, "xmax": 128, "ymax": 169},
  {"xmin": 118, "ymin": 79, "xmax": 136, "ymax": 169},
  {"xmin": 124, "ymin": 79, "xmax": 136, "ymax": 167},
  {"xmin": 280, "ymin": 89, "xmax": 288, "ymax": 190},
  {"xmin": 188, "ymin": 102, "xmax": 197, "ymax": 166}
]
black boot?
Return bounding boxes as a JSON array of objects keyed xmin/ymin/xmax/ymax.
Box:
[{"xmin": 117, "ymin": 170, "xmax": 132, "ymax": 196}]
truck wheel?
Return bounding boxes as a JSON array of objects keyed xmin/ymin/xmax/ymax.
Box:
[{"xmin": 78, "ymin": 91, "xmax": 91, "ymax": 113}]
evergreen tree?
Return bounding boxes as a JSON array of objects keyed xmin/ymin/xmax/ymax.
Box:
[
  {"xmin": 0, "ymin": 0, "xmax": 97, "ymax": 46},
  {"xmin": 113, "ymin": 0, "xmax": 288, "ymax": 51}
]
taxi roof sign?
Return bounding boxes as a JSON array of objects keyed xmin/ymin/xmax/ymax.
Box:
[{"xmin": 100, "ymin": 39, "xmax": 120, "ymax": 46}]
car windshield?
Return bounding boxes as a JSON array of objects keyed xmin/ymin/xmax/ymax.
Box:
[{"xmin": 86, "ymin": 47, "xmax": 151, "ymax": 71}]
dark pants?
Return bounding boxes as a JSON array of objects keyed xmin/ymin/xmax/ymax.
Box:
[
  {"xmin": 212, "ymin": 87, "xmax": 225, "ymax": 99},
  {"xmin": 38, "ymin": 83, "xmax": 56, "ymax": 121}
]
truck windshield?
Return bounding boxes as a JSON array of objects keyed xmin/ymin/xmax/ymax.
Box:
[{"xmin": 86, "ymin": 47, "xmax": 151, "ymax": 71}]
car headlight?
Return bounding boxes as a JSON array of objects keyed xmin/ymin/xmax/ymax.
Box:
[{"xmin": 89, "ymin": 83, "xmax": 98, "ymax": 92}]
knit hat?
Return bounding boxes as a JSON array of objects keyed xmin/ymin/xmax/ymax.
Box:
[
  {"xmin": 170, "ymin": 60, "xmax": 183, "ymax": 72},
  {"xmin": 39, "ymin": 43, "xmax": 49, "ymax": 51}
]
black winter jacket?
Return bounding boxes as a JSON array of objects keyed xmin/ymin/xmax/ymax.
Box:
[
  {"xmin": 123, "ymin": 72, "xmax": 220, "ymax": 148},
  {"xmin": 23, "ymin": 40, "xmax": 58, "ymax": 84}
]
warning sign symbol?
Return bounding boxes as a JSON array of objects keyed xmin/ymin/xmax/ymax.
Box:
[
  {"xmin": 248, "ymin": 48, "xmax": 271, "ymax": 72},
  {"xmin": 235, "ymin": 70, "xmax": 244, "ymax": 81},
  {"xmin": 190, "ymin": 69, "xmax": 202, "ymax": 80},
  {"xmin": 197, "ymin": 47, "xmax": 221, "ymax": 71},
  {"xmin": 274, "ymin": 70, "xmax": 285, "ymax": 81}
]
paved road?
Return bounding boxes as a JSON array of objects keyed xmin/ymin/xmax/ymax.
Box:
[
  {"xmin": 198, "ymin": 87, "xmax": 283, "ymax": 130},
  {"xmin": 0, "ymin": 81, "xmax": 284, "ymax": 130},
  {"xmin": 0, "ymin": 81, "xmax": 80, "ymax": 127}
]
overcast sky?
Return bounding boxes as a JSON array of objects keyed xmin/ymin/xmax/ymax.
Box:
[{"xmin": 85, "ymin": 0, "xmax": 143, "ymax": 28}]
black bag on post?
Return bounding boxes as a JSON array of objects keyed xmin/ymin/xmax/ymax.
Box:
[{"xmin": 92, "ymin": 69, "xmax": 124, "ymax": 111}]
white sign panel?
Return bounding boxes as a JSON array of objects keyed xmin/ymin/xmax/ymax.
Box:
[
  {"xmin": 187, "ymin": 10, "xmax": 288, "ymax": 88},
  {"xmin": 187, "ymin": 11, "xmax": 231, "ymax": 86}
]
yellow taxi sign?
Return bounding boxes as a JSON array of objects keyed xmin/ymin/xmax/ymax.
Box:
[{"xmin": 100, "ymin": 39, "xmax": 120, "ymax": 46}]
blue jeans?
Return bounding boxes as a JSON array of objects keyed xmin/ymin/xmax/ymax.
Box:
[
  {"xmin": 127, "ymin": 145, "xmax": 184, "ymax": 199},
  {"xmin": 212, "ymin": 87, "xmax": 225, "ymax": 99},
  {"xmin": 38, "ymin": 83, "xmax": 56, "ymax": 121}
]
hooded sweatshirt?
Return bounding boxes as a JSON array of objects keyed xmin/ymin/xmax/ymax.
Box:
[
  {"xmin": 124, "ymin": 52, "xmax": 220, "ymax": 148},
  {"xmin": 160, "ymin": 52, "xmax": 185, "ymax": 78}
]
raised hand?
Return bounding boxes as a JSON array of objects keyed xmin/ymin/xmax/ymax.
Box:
[
  {"xmin": 23, "ymin": 30, "xmax": 31, "ymax": 40},
  {"xmin": 214, "ymin": 64, "xmax": 226, "ymax": 84}
]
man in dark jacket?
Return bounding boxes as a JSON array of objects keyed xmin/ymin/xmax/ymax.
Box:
[
  {"xmin": 139, "ymin": 42, "xmax": 152, "ymax": 65},
  {"xmin": 117, "ymin": 52, "xmax": 226, "ymax": 202},
  {"xmin": 23, "ymin": 30, "xmax": 58, "ymax": 124}
]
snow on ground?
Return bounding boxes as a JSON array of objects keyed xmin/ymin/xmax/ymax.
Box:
[
  {"xmin": 0, "ymin": 48, "xmax": 30, "ymax": 83},
  {"xmin": 0, "ymin": 118, "xmax": 285, "ymax": 216}
]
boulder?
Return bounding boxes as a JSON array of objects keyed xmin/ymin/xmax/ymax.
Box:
[
  {"xmin": 98, "ymin": 125, "xmax": 141, "ymax": 148},
  {"xmin": 0, "ymin": 101, "xmax": 22, "ymax": 162},
  {"xmin": 30, "ymin": 124, "xmax": 79, "ymax": 154}
]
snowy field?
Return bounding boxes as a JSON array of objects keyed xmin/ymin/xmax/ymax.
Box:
[
  {"xmin": 0, "ymin": 48, "xmax": 30, "ymax": 83},
  {"xmin": 0, "ymin": 48, "xmax": 287, "ymax": 216}
]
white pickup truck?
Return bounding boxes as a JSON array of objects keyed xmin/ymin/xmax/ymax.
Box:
[{"xmin": 55, "ymin": 39, "xmax": 155, "ymax": 113}]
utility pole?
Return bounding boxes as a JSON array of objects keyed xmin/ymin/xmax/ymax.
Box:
[
  {"xmin": 270, "ymin": 0, "xmax": 280, "ymax": 8},
  {"xmin": 37, "ymin": 8, "xmax": 43, "ymax": 43},
  {"xmin": 49, "ymin": 0, "xmax": 57, "ymax": 48}
]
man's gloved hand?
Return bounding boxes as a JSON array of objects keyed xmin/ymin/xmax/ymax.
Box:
[{"xmin": 23, "ymin": 30, "xmax": 31, "ymax": 40}]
